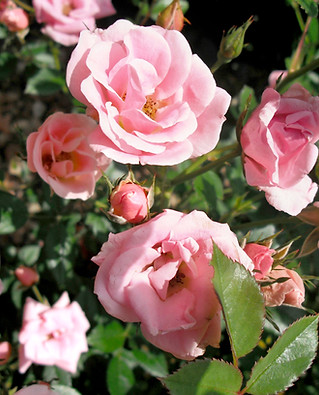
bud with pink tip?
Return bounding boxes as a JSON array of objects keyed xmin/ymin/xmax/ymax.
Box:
[
  {"xmin": 0, "ymin": 341, "xmax": 11, "ymax": 365},
  {"xmin": 15, "ymin": 266, "xmax": 39, "ymax": 287}
]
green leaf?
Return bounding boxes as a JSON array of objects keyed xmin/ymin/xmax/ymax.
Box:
[
  {"xmin": 88, "ymin": 321, "xmax": 126, "ymax": 353},
  {"xmin": 245, "ymin": 315, "xmax": 318, "ymax": 394},
  {"xmin": 0, "ymin": 191, "xmax": 28, "ymax": 234},
  {"xmin": 162, "ymin": 359, "xmax": 243, "ymax": 395},
  {"xmin": 17, "ymin": 244, "xmax": 42, "ymax": 265},
  {"xmin": 295, "ymin": 0, "xmax": 318, "ymax": 17},
  {"xmin": 107, "ymin": 355, "xmax": 135, "ymax": 395},
  {"xmin": 298, "ymin": 226, "xmax": 319, "ymax": 258},
  {"xmin": 211, "ymin": 244, "xmax": 265, "ymax": 359},
  {"xmin": 25, "ymin": 68, "xmax": 66, "ymax": 95},
  {"xmin": 132, "ymin": 349, "xmax": 168, "ymax": 377}
]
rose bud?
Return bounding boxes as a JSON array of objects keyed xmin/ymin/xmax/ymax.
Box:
[
  {"xmin": 244, "ymin": 243, "xmax": 275, "ymax": 280},
  {"xmin": 0, "ymin": 341, "xmax": 11, "ymax": 365},
  {"xmin": 0, "ymin": 2, "xmax": 29, "ymax": 32},
  {"xmin": 156, "ymin": 0, "xmax": 186, "ymax": 31},
  {"xmin": 109, "ymin": 181, "xmax": 149, "ymax": 224},
  {"xmin": 15, "ymin": 266, "xmax": 39, "ymax": 287}
]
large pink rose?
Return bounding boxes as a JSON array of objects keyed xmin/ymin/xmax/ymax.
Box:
[
  {"xmin": 66, "ymin": 19, "xmax": 231, "ymax": 165},
  {"xmin": 18, "ymin": 292, "xmax": 90, "ymax": 373},
  {"xmin": 27, "ymin": 112, "xmax": 111, "ymax": 200},
  {"xmin": 240, "ymin": 83, "xmax": 319, "ymax": 216},
  {"xmin": 261, "ymin": 265, "xmax": 305, "ymax": 308},
  {"xmin": 32, "ymin": 0, "xmax": 116, "ymax": 46},
  {"xmin": 93, "ymin": 209, "xmax": 253, "ymax": 360}
]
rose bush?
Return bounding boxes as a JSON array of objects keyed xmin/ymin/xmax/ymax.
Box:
[
  {"xmin": 240, "ymin": 83, "xmax": 319, "ymax": 216},
  {"xmin": 18, "ymin": 292, "xmax": 90, "ymax": 373},
  {"xmin": 27, "ymin": 112, "xmax": 111, "ymax": 200},
  {"xmin": 244, "ymin": 243, "xmax": 275, "ymax": 280},
  {"xmin": 260, "ymin": 265, "xmax": 305, "ymax": 308},
  {"xmin": 93, "ymin": 209, "xmax": 253, "ymax": 360},
  {"xmin": 32, "ymin": 0, "xmax": 116, "ymax": 46},
  {"xmin": 66, "ymin": 19, "xmax": 231, "ymax": 165}
]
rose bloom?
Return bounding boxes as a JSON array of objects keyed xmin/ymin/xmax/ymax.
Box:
[
  {"xmin": 93, "ymin": 209, "xmax": 253, "ymax": 360},
  {"xmin": 109, "ymin": 181, "xmax": 149, "ymax": 224},
  {"xmin": 0, "ymin": 1, "xmax": 29, "ymax": 32},
  {"xmin": 27, "ymin": 112, "xmax": 111, "ymax": 200},
  {"xmin": 66, "ymin": 19, "xmax": 231, "ymax": 166},
  {"xmin": 244, "ymin": 243, "xmax": 275, "ymax": 280},
  {"xmin": 32, "ymin": 0, "xmax": 116, "ymax": 46},
  {"xmin": 18, "ymin": 292, "xmax": 90, "ymax": 374},
  {"xmin": 15, "ymin": 384, "xmax": 59, "ymax": 395},
  {"xmin": 15, "ymin": 265, "xmax": 39, "ymax": 287},
  {"xmin": 0, "ymin": 341, "xmax": 11, "ymax": 365},
  {"xmin": 261, "ymin": 265, "xmax": 305, "ymax": 308},
  {"xmin": 240, "ymin": 83, "xmax": 319, "ymax": 216}
]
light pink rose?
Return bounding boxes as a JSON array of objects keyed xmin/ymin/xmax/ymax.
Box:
[
  {"xmin": 0, "ymin": 1, "xmax": 29, "ymax": 32},
  {"xmin": 0, "ymin": 341, "xmax": 11, "ymax": 365},
  {"xmin": 93, "ymin": 209, "xmax": 253, "ymax": 360},
  {"xmin": 15, "ymin": 266, "xmax": 39, "ymax": 287},
  {"xmin": 15, "ymin": 384, "xmax": 59, "ymax": 395},
  {"xmin": 32, "ymin": 0, "xmax": 116, "ymax": 46},
  {"xmin": 109, "ymin": 180, "xmax": 149, "ymax": 224},
  {"xmin": 66, "ymin": 19, "xmax": 231, "ymax": 165},
  {"xmin": 18, "ymin": 292, "xmax": 90, "ymax": 374},
  {"xmin": 241, "ymin": 83, "xmax": 319, "ymax": 215},
  {"xmin": 244, "ymin": 243, "xmax": 275, "ymax": 280},
  {"xmin": 27, "ymin": 112, "xmax": 111, "ymax": 200},
  {"xmin": 261, "ymin": 265, "xmax": 305, "ymax": 308}
]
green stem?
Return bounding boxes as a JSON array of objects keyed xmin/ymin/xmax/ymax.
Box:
[
  {"xmin": 32, "ymin": 285, "xmax": 45, "ymax": 304},
  {"xmin": 211, "ymin": 56, "xmax": 229, "ymax": 73},
  {"xmin": 169, "ymin": 145, "xmax": 241, "ymax": 187},
  {"xmin": 12, "ymin": 0, "xmax": 34, "ymax": 13},
  {"xmin": 289, "ymin": 15, "xmax": 312, "ymax": 72},
  {"xmin": 276, "ymin": 57, "xmax": 319, "ymax": 92},
  {"xmin": 232, "ymin": 216, "xmax": 299, "ymax": 231}
]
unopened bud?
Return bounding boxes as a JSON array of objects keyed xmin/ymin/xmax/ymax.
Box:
[
  {"xmin": 0, "ymin": 341, "xmax": 11, "ymax": 365},
  {"xmin": 217, "ymin": 16, "xmax": 253, "ymax": 63},
  {"xmin": 15, "ymin": 265, "xmax": 39, "ymax": 287},
  {"xmin": 156, "ymin": 0, "xmax": 187, "ymax": 31}
]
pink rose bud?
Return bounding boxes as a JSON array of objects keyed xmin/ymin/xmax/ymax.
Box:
[
  {"xmin": 15, "ymin": 266, "xmax": 39, "ymax": 287},
  {"xmin": 261, "ymin": 265, "xmax": 305, "ymax": 308},
  {"xmin": 244, "ymin": 243, "xmax": 275, "ymax": 280},
  {"xmin": 110, "ymin": 181, "xmax": 149, "ymax": 224},
  {"xmin": 156, "ymin": 0, "xmax": 186, "ymax": 31},
  {"xmin": 18, "ymin": 292, "xmax": 90, "ymax": 374},
  {"xmin": 0, "ymin": 341, "xmax": 11, "ymax": 365},
  {"xmin": 15, "ymin": 384, "xmax": 59, "ymax": 395},
  {"xmin": 268, "ymin": 70, "xmax": 288, "ymax": 88},
  {"xmin": 0, "ymin": 5, "xmax": 29, "ymax": 32}
]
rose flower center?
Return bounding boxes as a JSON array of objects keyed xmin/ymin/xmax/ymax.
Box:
[
  {"xmin": 62, "ymin": 1, "xmax": 75, "ymax": 16},
  {"xmin": 42, "ymin": 151, "xmax": 72, "ymax": 172},
  {"xmin": 142, "ymin": 96, "xmax": 159, "ymax": 120}
]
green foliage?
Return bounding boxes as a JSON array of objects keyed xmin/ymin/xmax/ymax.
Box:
[{"xmin": 0, "ymin": 191, "xmax": 28, "ymax": 234}]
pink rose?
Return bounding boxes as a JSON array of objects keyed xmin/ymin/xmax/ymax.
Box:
[
  {"xmin": 109, "ymin": 180, "xmax": 149, "ymax": 224},
  {"xmin": 15, "ymin": 266, "xmax": 39, "ymax": 287},
  {"xmin": 261, "ymin": 265, "xmax": 305, "ymax": 308},
  {"xmin": 0, "ymin": 341, "xmax": 11, "ymax": 365},
  {"xmin": 15, "ymin": 384, "xmax": 59, "ymax": 395},
  {"xmin": 18, "ymin": 292, "xmax": 90, "ymax": 373},
  {"xmin": 93, "ymin": 209, "xmax": 253, "ymax": 360},
  {"xmin": 240, "ymin": 83, "xmax": 319, "ymax": 215},
  {"xmin": 244, "ymin": 243, "xmax": 275, "ymax": 280},
  {"xmin": 32, "ymin": 0, "xmax": 116, "ymax": 46},
  {"xmin": 0, "ymin": 2, "xmax": 29, "ymax": 32},
  {"xmin": 27, "ymin": 112, "xmax": 111, "ymax": 200},
  {"xmin": 66, "ymin": 19, "xmax": 231, "ymax": 165}
]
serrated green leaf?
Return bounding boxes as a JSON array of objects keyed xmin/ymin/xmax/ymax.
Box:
[
  {"xmin": 245, "ymin": 315, "xmax": 318, "ymax": 394},
  {"xmin": 162, "ymin": 359, "xmax": 243, "ymax": 395},
  {"xmin": 25, "ymin": 68, "xmax": 66, "ymax": 95},
  {"xmin": 295, "ymin": 0, "xmax": 318, "ymax": 16},
  {"xmin": 211, "ymin": 244, "xmax": 265, "ymax": 359},
  {"xmin": 107, "ymin": 355, "xmax": 135, "ymax": 395},
  {"xmin": 88, "ymin": 321, "xmax": 126, "ymax": 353},
  {"xmin": 0, "ymin": 191, "xmax": 28, "ymax": 234},
  {"xmin": 132, "ymin": 349, "xmax": 168, "ymax": 377},
  {"xmin": 17, "ymin": 244, "xmax": 42, "ymax": 265}
]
